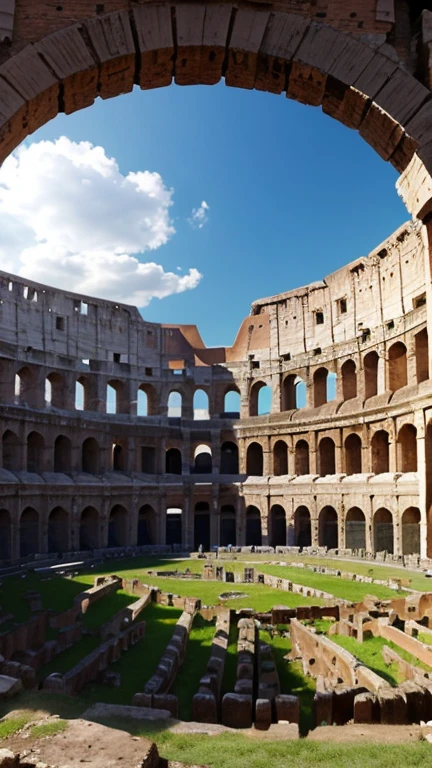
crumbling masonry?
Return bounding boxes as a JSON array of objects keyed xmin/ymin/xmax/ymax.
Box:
[{"xmin": 1, "ymin": 2, "xmax": 432, "ymax": 562}]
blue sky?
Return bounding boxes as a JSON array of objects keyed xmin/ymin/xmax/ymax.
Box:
[{"xmin": 18, "ymin": 82, "xmax": 407, "ymax": 348}]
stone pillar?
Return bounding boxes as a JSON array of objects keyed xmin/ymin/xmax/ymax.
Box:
[
  {"xmin": 388, "ymin": 426, "xmax": 397, "ymax": 473},
  {"xmin": 338, "ymin": 499, "xmax": 345, "ymax": 550},
  {"xmin": 100, "ymin": 497, "xmax": 110, "ymax": 548},
  {"xmin": 377, "ymin": 349, "xmax": 386, "ymax": 395},
  {"xmin": 129, "ymin": 494, "xmax": 138, "ymax": 546},
  {"xmin": 238, "ymin": 438, "xmax": 247, "ymax": 474},
  {"xmin": 335, "ymin": 430, "xmax": 343, "ymax": 474},
  {"xmin": 271, "ymin": 372, "xmax": 281, "ymax": 414},
  {"xmin": 71, "ymin": 497, "xmax": 79, "ymax": 551},
  {"xmin": 261, "ymin": 495, "xmax": 269, "ymax": 546},
  {"xmin": 366, "ymin": 496, "xmax": 374, "ymax": 554},
  {"xmin": 309, "ymin": 432, "xmax": 318, "ymax": 475},
  {"xmin": 182, "ymin": 432, "xmax": 191, "ymax": 475},
  {"xmin": 416, "ymin": 412, "xmax": 427, "ymax": 559},
  {"xmin": 393, "ymin": 499, "xmax": 402, "ymax": 556},
  {"xmin": 212, "ymin": 430, "xmax": 221, "ymax": 474},
  {"xmin": 362, "ymin": 424, "xmax": 371, "ymax": 473},
  {"xmin": 39, "ymin": 497, "xmax": 49, "ymax": 554},
  {"xmin": 263, "ymin": 436, "xmax": 271, "ymax": 476},
  {"xmin": 286, "ymin": 496, "xmax": 295, "ymax": 545},
  {"xmin": 288, "ymin": 435, "xmax": 295, "ymax": 475}
]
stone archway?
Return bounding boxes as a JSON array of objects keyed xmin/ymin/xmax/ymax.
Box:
[{"xmin": 0, "ymin": 4, "xmax": 432, "ymax": 224}]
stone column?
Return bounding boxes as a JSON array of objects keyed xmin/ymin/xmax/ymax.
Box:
[
  {"xmin": 335, "ymin": 429, "xmax": 343, "ymax": 474},
  {"xmin": 129, "ymin": 494, "xmax": 138, "ymax": 546},
  {"xmin": 366, "ymin": 496, "xmax": 374, "ymax": 554},
  {"xmin": 261, "ymin": 495, "xmax": 269, "ymax": 546},
  {"xmin": 212, "ymin": 430, "xmax": 221, "ymax": 475},
  {"xmin": 236, "ymin": 494, "xmax": 245, "ymax": 546},
  {"xmin": 309, "ymin": 432, "xmax": 318, "ymax": 475},
  {"xmin": 182, "ymin": 491, "xmax": 193, "ymax": 550},
  {"xmin": 388, "ymin": 420, "xmax": 397, "ymax": 473},
  {"xmin": 393, "ymin": 499, "xmax": 402, "ymax": 556},
  {"xmin": 416, "ymin": 411, "xmax": 427, "ymax": 559}
]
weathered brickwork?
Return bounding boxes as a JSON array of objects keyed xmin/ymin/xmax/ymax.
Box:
[{"xmin": 0, "ymin": 2, "xmax": 432, "ymax": 565}]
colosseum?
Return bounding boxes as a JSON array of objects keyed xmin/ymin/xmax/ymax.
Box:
[
  {"xmin": 0, "ymin": 213, "xmax": 429, "ymax": 564},
  {"xmin": 1, "ymin": 0, "xmax": 432, "ymax": 570}
]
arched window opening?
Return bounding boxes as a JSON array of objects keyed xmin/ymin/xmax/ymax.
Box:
[
  {"xmin": 397, "ymin": 424, "xmax": 417, "ymax": 472},
  {"xmin": 168, "ymin": 391, "xmax": 182, "ymax": 418},
  {"xmin": 20, "ymin": 507, "xmax": 39, "ymax": 558},
  {"xmin": 0, "ymin": 510, "xmax": 11, "ymax": 560},
  {"xmin": 246, "ymin": 506, "xmax": 262, "ymax": 546},
  {"xmin": 319, "ymin": 506, "xmax": 338, "ymax": 549},
  {"xmin": 46, "ymin": 373, "xmax": 66, "ymax": 409},
  {"xmin": 112, "ymin": 442, "xmax": 124, "ymax": 471},
  {"xmin": 402, "ymin": 507, "xmax": 420, "ymax": 555},
  {"xmin": 137, "ymin": 383, "xmax": 157, "ymax": 416},
  {"xmin": 48, "ymin": 507, "xmax": 68, "ymax": 553},
  {"xmin": 371, "ymin": 430, "xmax": 389, "ymax": 474},
  {"xmin": 341, "ymin": 360, "xmax": 357, "ymax": 400},
  {"xmin": 107, "ymin": 380, "xmax": 124, "ymax": 414},
  {"xmin": 108, "ymin": 505, "xmax": 128, "ymax": 547},
  {"xmin": 194, "ymin": 501, "xmax": 210, "ymax": 551},
  {"xmin": 166, "ymin": 448, "xmax": 182, "ymax": 474},
  {"xmin": 223, "ymin": 389, "xmax": 240, "ymax": 417},
  {"xmin": 294, "ymin": 506, "xmax": 311, "ymax": 548},
  {"xmin": 141, "ymin": 446, "xmax": 156, "ymax": 473},
  {"xmin": 166, "ymin": 507, "xmax": 182, "ymax": 547},
  {"xmin": 80, "ymin": 506, "xmax": 99, "ymax": 550},
  {"xmin": 313, "ymin": 368, "xmax": 328, "ymax": 407},
  {"xmin": 415, "ymin": 328, "xmax": 429, "ymax": 384},
  {"xmin": 75, "ymin": 378, "xmax": 88, "ymax": 411},
  {"xmin": 82, "ymin": 437, "xmax": 100, "ymax": 474},
  {"xmin": 295, "ymin": 439, "xmax": 309, "ymax": 475},
  {"xmin": 373, "ymin": 508, "xmax": 394, "ymax": 554},
  {"xmin": 270, "ymin": 505, "xmax": 286, "ymax": 547},
  {"xmin": 364, "ymin": 351, "xmax": 379, "ymax": 399},
  {"xmin": 27, "ymin": 431, "xmax": 44, "ymax": 473},
  {"xmin": 249, "ymin": 381, "xmax": 271, "ymax": 417},
  {"xmin": 193, "ymin": 389, "xmax": 210, "ymax": 420},
  {"xmin": 220, "ymin": 441, "xmax": 239, "ymax": 474},
  {"xmin": 345, "ymin": 507, "xmax": 366, "ymax": 550},
  {"xmin": 273, "ymin": 440, "xmax": 288, "ymax": 476},
  {"xmin": 327, "ymin": 372, "xmax": 337, "ymax": 401},
  {"xmin": 388, "ymin": 341, "xmax": 408, "ymax": 392},
  {"xmin": 2, "ymin": 430, "xmax": 20, "ymax": 471},
  {"xmin": 344, "ymin": 433, "xmax": 362, "ymax": 475},
  {"xmin": 15, "ymin": 367, "xmax": 37, "ymax": 407},
  {"xmin": 220, "ymin": 505, "xmax": 236, "ymax": 547},
  {"xmin": 318, "ymin": 437, "xmax": 336, "ymax": 476},
  {"xmin": 54, "ymin": 435, "xmax": 71, "ymax": 473},
  {"xmin": 246, "ymin": 442, "xmax": 263, "ymax": 476},
  {"xmin": 137, "ymin": 388, "xmax": 148, "ymax": 416},
  {"xmin": 194, "ymin": 444, "xmax": 212, "ymax": 474},
  {"xmin": 137, "ymin": 504, "xmax": 156, "ymax": 545}
]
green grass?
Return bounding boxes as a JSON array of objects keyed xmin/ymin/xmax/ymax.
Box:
[
  {"xmin": 92, "ymin": 720, "xmax": 432, "ymax": 767},
  {"xmin": 329, "ymin": 634, "xmax": 432, "ymax": 685},
  {"xmin": 38, "ymin": 635, "xmax": 101, "ymax": 679},
  {"xmin": 260, "ymin": 630, "xmax": 315, "ymax": 735},
  {"xmin": 259, "ymin": 565, "xmax": 403, "ymax": 602},
  {"xmin": 172, "ymin": 614, "xmax": 217, "ymax": 719},
  {"xmin": 73, "ymin": 569, "xmax": 324, "ymax": 612},
  {"xmin": 0, "ymin": 574, "xmax": 85, "ymax": 624},
  {"xmin": 30, "ymin": 719, "xmax": 68, "ymax": 738},
  {"xmin": 82, "ymin": 589, "xmax": 139, "ymax": 631},
  {"xmin": 78, "ymin": 603, "xmax": 182, "ymax": 705},
  {"xmin": 0, "ymin": 715, "xmax": 31, "ymax": 739}
]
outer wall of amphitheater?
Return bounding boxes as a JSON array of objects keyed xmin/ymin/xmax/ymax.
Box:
[
  {"xmin": 0, "ymin": 217, "xmax": 431, "ymax": 563},
  {"xmin": 2, "ymin": 1, "xmax": 432, "ymax": 565}
]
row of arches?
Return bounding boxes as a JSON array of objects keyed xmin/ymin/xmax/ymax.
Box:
[
  {"xmin": 250, "ymin": 504, "xmax": 421, "ymax": 555},
  {"xmin": 0, "ymin": 503, "xmax": 421, "ymax": 560},
  {"xmin": 246, "ymin": 424, "xmax": 418, "ymax": 476},
  {"xmin": 251, "ymin": 332, "xmax": 429, "ymax": 416}
]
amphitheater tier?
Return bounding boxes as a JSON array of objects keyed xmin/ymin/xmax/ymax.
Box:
[{"xmin": 0, "ymin": 218, "xmax": 431, "ymax": 562}]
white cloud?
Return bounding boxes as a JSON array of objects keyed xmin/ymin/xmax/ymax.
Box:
[
  {"xmin": 0, "ymin": 137, "xmax": 202, "ymax": 306},
  {"xmin": 188, "ymin": 200, "xmax": 210, "ymax": 229}
]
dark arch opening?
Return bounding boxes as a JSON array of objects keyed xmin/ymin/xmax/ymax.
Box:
[
  {"xmin": 220, "ymin": 441, "xmax": 239, "ymax": 474},
  {"xmin": 0, "ymin": 509, "xmax": 11, "ymax": 560},
  {"xmin": 246, "ymin": 442, "xmax": 263, "ymax": 476},
  {"xmin": 295, "ymin": 439, "xmax": 309, "ymax": 475},
  {"xmin": 364, "ymin": 351, "xmax": 379, "ymax": 399},
  {"xmin": 273, "ymin": 440, "xmax": 288, "ymax": 476},
  {"xmin": 166, "ymin": 447, "xmax": 182, "ymax": 474},
  {"xmin": 402, "ymin": 507, "xmax": 420, "ymax": 555},
  {"xmin": 345, "ymin": 507, "xmax": 366, "ymax": 550},
  {"xmin": 269, "ymin": 504, "xmax": 286, "ymax": 548},
  {"xmin": 397, "ymin": 423, "xmax": 417, "ymax": 472},
  {"xmin": 82, "ymin": 437, "xmax": 100, "ymax": 474},
  {"xmin": 2, "ymin": 429, "xmax": 20, "ymax": 471},
  {"xmin": 137, "ymin": 504, "xmax": 157, "ymax": 545},
  {"xmin": 80, "ymin": 506, "xmax": 99, "ymax": 550},
  {"xmin": 194, "ymin": 501, "xmax": 210, "ymax": 551},
  {"xmin": 54, "ymin": 434, "xmax": 71, "ymax": 473},
  {"xmin": 20, "ymin": 507, "xmax": 39, "ymax": 558},
  {"xmin": 373, "ymin": 508, "xmax": 394, "ymax": 554},
  {"xmin": 27, "ymin": 431, "xmax": 44, "ymax": 473},
  {"xmin": 341, "ymin": 359, "xmax": 357, "ymax": 401},
  {"xmin": 371, "ymin": 430, "xmax": 389, "ymax": 474},
  {"xmin": 220, "ymin": 504, "xmax": 236, "ymax": 547},
  {"xmin": 319, "ymin": 506, "xmax": 338, "ymax": 549},
  {"xmin": 246, "ymin": 506, "xmax": 262, "ymax": 547},
  {"xmin": 344, "ymin": 433, "xmax": 362, "ymax": 475},
  {"xmin": 318, "ymin": 437, "xmax": 335, "ymax": 476},
  {"xmin": 388, "ymin": 341, "xmax": 407, "ymax": 392},
  {"xmin": 108, "ymin": 504, "xmax": 128, "ymax": 547},
  {"xmin": 294, "ymin": 506, "xmax": 311, "ymax": 548},
  {"xmin": 48, "ymin": 506, "xmax": 68, "ymax": 553}
]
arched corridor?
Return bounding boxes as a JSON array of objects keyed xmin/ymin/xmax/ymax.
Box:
[
  {"xmin": 319, "ymin": 506, "xmax": 338, "ymax": 549},
  {"xmin": 345, "ymin": 507, "xmax": 366, "ymax": 550},
  {"xmin": 373, "ymin": 508, "xmax": 394, "ymax": 554},
  {"xmin": 246, "ymin": 506, "xmax": 262, "ymax": 547},
  {"xmin": 294, "ymin": 506, "xmax": 311, "ymax": 548}
]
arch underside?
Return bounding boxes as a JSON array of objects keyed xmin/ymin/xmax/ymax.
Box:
[{"xmin": 0, "ymin": 4, "xmax": 432, "ymax": 218}]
